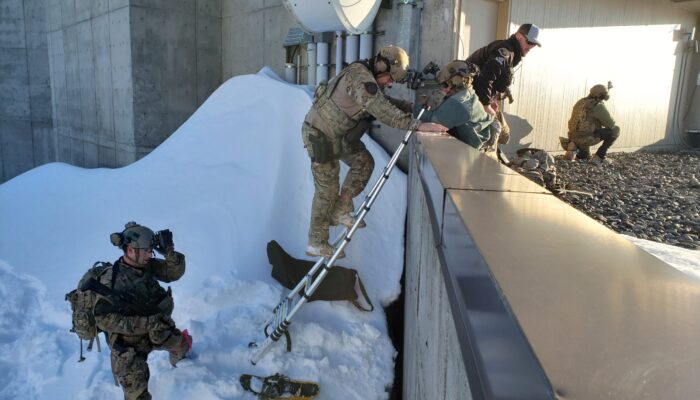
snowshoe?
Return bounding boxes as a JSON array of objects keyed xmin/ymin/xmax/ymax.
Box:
[{"xmin": 240, "ymin": 373, "xmax": 319, "ymax": 399}]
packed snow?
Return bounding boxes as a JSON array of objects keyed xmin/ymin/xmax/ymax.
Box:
[
  {"xmin": 0, "ymin": 69, "xmax": 405, "ymax": 400},
  {"xmin": 1, "ymin": 68, "xmax": 699, "ymax": 400},
  {"xmin": 624, "ymin": 236, "xmax": 700, "ymax": 281}
]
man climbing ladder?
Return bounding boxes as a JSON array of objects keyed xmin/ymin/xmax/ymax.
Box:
[
  {"xmin": 250, "ymin": 107, "xmax": 430, "ymax": 365},
  {"xmin": 300, "ymin": 45, "xmax": 447, "ymax": 259}
]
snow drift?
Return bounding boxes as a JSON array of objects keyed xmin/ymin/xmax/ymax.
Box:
[{"xmin": 0, "ymin": 69, "xmax": 407, "ymax": 400}]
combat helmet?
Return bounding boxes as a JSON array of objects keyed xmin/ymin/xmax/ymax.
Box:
[
  {"xmin": 589, "ymin": 84, "xmax": 609, "ymax": 100},
  {"xmin": 375, "ymin": 45, "xmax": 409, "ymax": 82},
  {"xmin": 437, "ymin": 60, "xmax": 478, "ymax": 88},
  {"xmin": 110, "ymin": 221, "xmax": 154, "ymax": 249}
]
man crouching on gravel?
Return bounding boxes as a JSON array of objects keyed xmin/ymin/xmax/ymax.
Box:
[{"xmin": 563, "ymin": 84, "xmax": 620, "ymax": 165}]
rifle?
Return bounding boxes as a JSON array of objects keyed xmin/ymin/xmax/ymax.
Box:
[{"xmin": 81, "ymin": 277, "xmax": 168, "ymax": 316}]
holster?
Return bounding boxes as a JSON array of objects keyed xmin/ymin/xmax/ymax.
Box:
[{"xmin": 309, "ymin": 130, "xmax": 334, "ymax": 164}]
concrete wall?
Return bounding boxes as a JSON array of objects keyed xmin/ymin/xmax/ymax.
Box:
[
  {"xmin": 45, "ymin": 0, "xmax": 221, "ymax": 170},
  {"xmin": 47, "ymin": 0, "xmax": 131, "ymax": 168},
  {"xmin": 372, "ymin": 0, "xmax": 461, "ymax": 170},
  {"xmin": 458, "ymin": 0, "xmax": 499, "ymax": 57},
  {"xmin": 404, "ymin": 139, "xmax": 471, "ymax": 400},
  {"xmin": 5, "ymin": 0, "xmax": 698, "ymax": 184},
  {"xmin": 130, "ymin": 0, "xmax": 222, "ymax": 156},
  {"xmin": 222, "ymin": 0, "xmax": 297, "ymax": 80},
  {"xmin": 1, "ymin": 0, "xmax": 53, "ymax": 182}
]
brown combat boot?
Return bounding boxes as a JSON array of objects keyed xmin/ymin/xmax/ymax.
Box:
[
  {"xmin": 330, "ymin": 211, "xmax": 366, "ymax": 229},
  {"xmin": 330, "ymin": 196, "xmax": 365, "ymax": 229},
  {"xmin": 305, "ymin": 242, "xmax": 345, "ymax": 259},
  {"xmin": 563, "ymin": 142, "xmax": 577, "ymax": 161}
]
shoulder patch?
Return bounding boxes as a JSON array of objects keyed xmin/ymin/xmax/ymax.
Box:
[{"xmin": 364, "ymin": 82, "xmax": 378, "ymax": 95}]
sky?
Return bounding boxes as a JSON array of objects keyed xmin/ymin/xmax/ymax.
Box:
[{"xmin": 1, "ymin": 68, "xmax": 699, "ymax": 400}]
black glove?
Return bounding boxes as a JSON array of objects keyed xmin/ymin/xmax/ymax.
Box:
[{"xmin": 153, "ymin": 229, "xmax": 174, "ymax": 255}]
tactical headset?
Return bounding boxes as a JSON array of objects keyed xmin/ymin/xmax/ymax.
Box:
[{"xmin": 374, "ymin": 53, "xmax": 393, "ymax": 75}]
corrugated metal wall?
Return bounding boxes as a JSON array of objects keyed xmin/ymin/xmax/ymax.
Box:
[{"xmin": 492, "ymin": 0, "xmax": 697, "ymax": 153}]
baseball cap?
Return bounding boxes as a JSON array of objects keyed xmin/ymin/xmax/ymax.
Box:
[{"xmin": 517, "ymin": 23, "xmax": 542, "ymax": 47}]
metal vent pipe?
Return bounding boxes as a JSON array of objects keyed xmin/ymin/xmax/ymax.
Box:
[
  {"xmin": 346, "ymin": 34, "xmax": 359, "ymax": 63},
  {"xmin": 307, "ymin": 43, "xmax": 317, "ymax": 85},
  {"xmin": 359, "ymin": 32, "xmax": 373, "ymax": 61},
  {"xmin": 316, "ymin": 42, "xmax": 330, "ymax": 83},
  {"xmin": 335, "ymin": 31, "xmax": 344, "ymax": 75}
]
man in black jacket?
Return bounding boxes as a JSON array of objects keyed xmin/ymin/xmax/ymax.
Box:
[{"xmin": 466, "ymin": 23, "xmax": 541, "ymax": 145}]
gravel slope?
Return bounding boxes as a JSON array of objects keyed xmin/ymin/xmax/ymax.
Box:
[{"xmin": 553, "ymin": 151, "xmax": 700, "ymax": 250}]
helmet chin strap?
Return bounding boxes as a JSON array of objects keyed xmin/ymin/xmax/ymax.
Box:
[{"xmin": 123, "ymin": 247, "xmax": 141, "ymax": 267}]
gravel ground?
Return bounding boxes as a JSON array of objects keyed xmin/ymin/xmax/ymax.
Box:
[{"xmin": 553, "ymin": 150, "xmax": 700, "ymax": 250}]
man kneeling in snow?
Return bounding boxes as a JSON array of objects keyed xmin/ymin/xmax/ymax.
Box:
[{"xmin": 94, "ymin": 222, "xmax": 191, "ymax": 400}]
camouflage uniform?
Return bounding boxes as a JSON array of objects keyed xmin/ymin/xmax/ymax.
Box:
[
  {"xmin": 94, "ymin": 251, "xmax": 187, "ymax": 400},
  {"xmin": 508, "ymin": 148, "xmax": 558, "ymax": 189},
  {"xmin": 567, "ymin": 96, "xmax": 620, "ymax": 159},
  {"xmin": 302, "ymin": 61, "xmax": 415, "ymax": 246}
]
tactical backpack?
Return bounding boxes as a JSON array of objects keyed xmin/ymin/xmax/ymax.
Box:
[{"xmin": 65, "ymin": 261, "xmax": 115, "ymax": 361}]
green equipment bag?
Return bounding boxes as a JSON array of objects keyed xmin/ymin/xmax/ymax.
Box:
[
  {"xmin": 65, "ymin": 261, "xmax": 114, "ymax": 361},
  {"xmin": 266, "ymin": 241, "xmax": 373, "ymax": 312}
]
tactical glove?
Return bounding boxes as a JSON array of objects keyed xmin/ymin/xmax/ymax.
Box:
[{"xmin": 153, "ymin": 229, "xmax": 175, "ymax": 255}]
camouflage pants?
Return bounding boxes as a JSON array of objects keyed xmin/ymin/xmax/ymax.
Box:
[
  {"xmin": 496, "ymin": 109, "xmax": 510, "ymax": 144},
  {"xmin": 302, "ymin": 126, "xmax": 374, "ymax": 244},
  {"xmin": 110, "ymin": 333, "xmax": 185, "ymax": 400},
  {"xmin": 481, "ymin": 110, "xmax": 510, "ymax": 151},
  {"xmin": 569, "ymin": 127, "xmax": 619, "ymax": 159}
]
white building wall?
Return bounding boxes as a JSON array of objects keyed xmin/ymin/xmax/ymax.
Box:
[
  {"xmin": 458, "ymin": 0, "xmax": 499, "ymax": 58},
  {"xmin": 501, "ymin": 0, "xmax": 697, "ymax": 153}
]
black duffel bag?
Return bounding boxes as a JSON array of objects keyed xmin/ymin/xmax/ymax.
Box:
[{"xmin": 266, "ymin": 240, "xmax": 373, "ymax": 312}]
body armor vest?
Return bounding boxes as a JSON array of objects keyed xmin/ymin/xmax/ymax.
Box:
[
  {"xmin": 568, "ymin": 97, "xmax": 600, "ymax": 134},
  {"xmin": 310, "ymin": 67, "xmax": 370, "ymax": 139}
]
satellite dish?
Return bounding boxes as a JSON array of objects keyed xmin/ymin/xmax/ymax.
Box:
[{"xmin": 282, "ymin": 0, "xmax": 381, "ymax": 34}]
